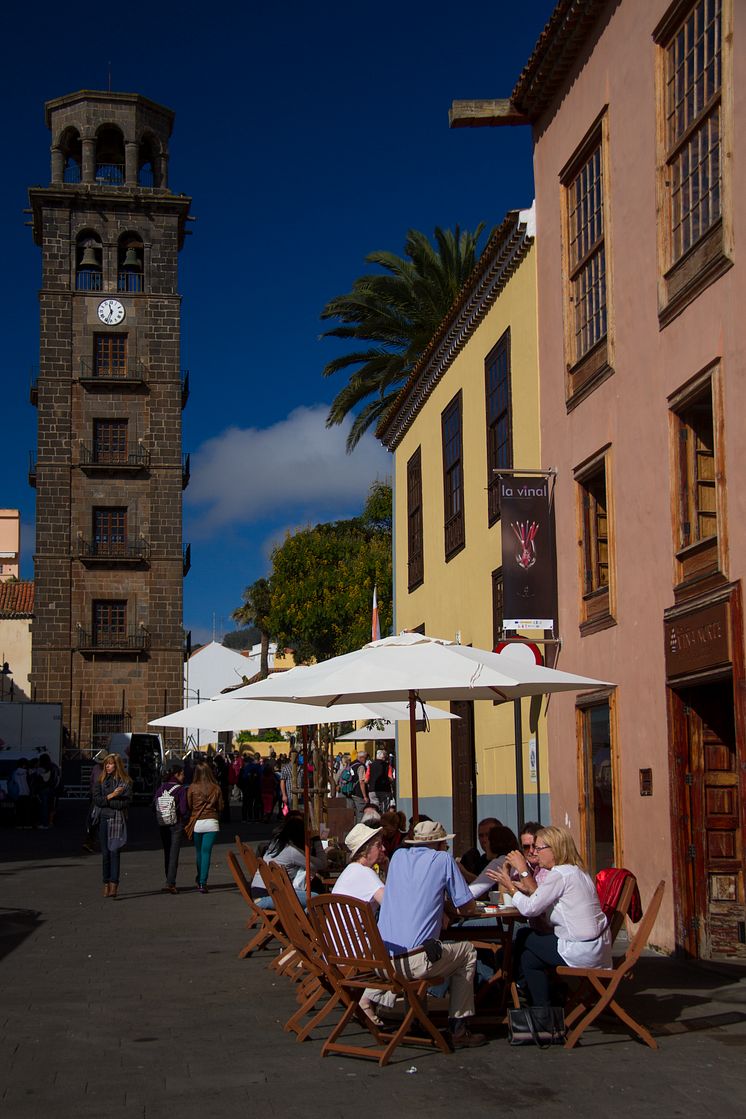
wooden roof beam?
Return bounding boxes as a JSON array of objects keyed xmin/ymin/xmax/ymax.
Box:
[{"xmin": 449, "ymin": 98, "xmax": 529, "ymax": 128}]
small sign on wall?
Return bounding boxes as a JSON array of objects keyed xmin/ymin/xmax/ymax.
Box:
[{"xmin": 529, "ymin": 737, "xmax": 537, "ymax": 784}]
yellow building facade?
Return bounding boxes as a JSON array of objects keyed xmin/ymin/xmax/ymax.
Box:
[{"xmin": 379, "ymin": 208, "xmax": 548, "ymax": 849}]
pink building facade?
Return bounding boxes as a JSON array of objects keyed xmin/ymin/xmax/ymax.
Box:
[
  {"xmin": 454, "ymin": 0, "xmax": 744, "ymax": 958},
  {"xmin": 0, "ymin": 510, "xmax": 20, "ymax": 581}
]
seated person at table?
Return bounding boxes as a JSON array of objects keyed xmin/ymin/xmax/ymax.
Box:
[
  {"xmin": 499, "ymin": 821, "xmax": 550, "ymax": 895},
  {"xmin": 467, "ymin": 825, "xmax": 521, "ymax": 897},
  {"xmin": 490, "ymin": 825, "xmax": 611, "ymax": 1008},
  {"xmin": 458, "ymin": 817, "xmax": 502, "ymax": 882},
  {"xmin": 380, "ymin": 809, "xmax": 407, "ymax": 860},
  {"xmin": 361, "ymin": 804, "xmax": 382, "ymax": 827},
  {"xmin": 377, "ymin": 820, "xmax": 487, "ymax": 1048},
  {"xmin": 333, "ymin": 824, "xmax": 386, "ymax": 908},
  {"xmin": 333, "ymin": 823, "xmax": 387, "ymax": 1028},
  {"xmin": 250, "ymin": 815, "xmax": 327, "ymax": 908}
]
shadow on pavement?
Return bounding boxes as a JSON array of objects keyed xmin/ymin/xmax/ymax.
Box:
[{"xmin": 0, "ymin": 907, "xmax": 44, "ymax": 962}]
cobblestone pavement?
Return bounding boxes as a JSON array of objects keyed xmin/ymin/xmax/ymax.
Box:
[{"xmin": 1, "ymin": 801, "xmax": 745, "ymax": 1119}]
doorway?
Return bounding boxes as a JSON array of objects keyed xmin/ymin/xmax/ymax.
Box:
[
  {"xmin": 450, "ymin": 700, "xmax": 476, "ymax": 857},
  {"xmin": 672, "ymin": 677, "xmax": 746, "ymax": 960}
]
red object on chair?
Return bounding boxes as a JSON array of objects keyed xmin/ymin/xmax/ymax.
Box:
[{"xmin": 596, "ymin": 867, "xmax": 642, "ymax": 925}]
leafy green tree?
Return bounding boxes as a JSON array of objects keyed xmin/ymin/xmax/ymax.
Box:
[
  {"xmin": 222, "ymin": 626, "xmax": 260, "ymax": 651},
  {"xmin": 267, "ymin": 482, "xmax": 392, "ymax": 663},
  {"xmin": 232, "ymin": 577, "xmax": 273, "ymax": 677},
  {"xmin": 321, "ymin": 226, "xmax": 487, "ymax": 450}
]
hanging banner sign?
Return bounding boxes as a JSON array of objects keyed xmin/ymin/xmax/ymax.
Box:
[{"xmin": 499, "ymin": 475, "xmax": 556, "ymax": 630}]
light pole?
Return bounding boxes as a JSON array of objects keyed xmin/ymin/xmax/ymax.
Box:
[
  {"xmin": 0, "ymin": 660, "xmax": 12, "ymax": 702},
  {"xmin": 183, "ymin": 686, "xmax": 201, "ymax": 753}
]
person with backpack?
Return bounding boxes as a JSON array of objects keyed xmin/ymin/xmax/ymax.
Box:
[
  {"xmin": 365, "ymin": 749, "xmax": 395, "ymax": 813},
  {"xmin": 338, "ymin": 750, "xmax": 369, "ymax": 822},
  {"xmin": 153, "ymin": 762, "xmax": 189, "ymax": 894}
]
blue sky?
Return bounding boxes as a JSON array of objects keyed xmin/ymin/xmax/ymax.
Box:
[{"xmin": 1, "ymin": 0, "xmax": 556, "ymax": 644}]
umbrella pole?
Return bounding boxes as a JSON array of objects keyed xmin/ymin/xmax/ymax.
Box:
[
  {"xmin": 301, "ymin": 724, "xmax": 312, "ymax": 897},
  {"xmin": 409, "ymin": 689, "xmax": 419, "ymax": 821},
  {"xmin": 514, "ymin": 698, "xmax": 525, "ymax": 833}
]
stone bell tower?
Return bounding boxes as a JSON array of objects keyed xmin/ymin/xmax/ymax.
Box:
[{"xmin": 29, "ymin": 90, "xmax": 192, "ymax": 752}]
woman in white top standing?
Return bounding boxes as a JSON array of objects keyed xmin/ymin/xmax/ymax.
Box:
[{"xmin": 490, "ymin": 824, "xmax": 611, "ymax": 1007}]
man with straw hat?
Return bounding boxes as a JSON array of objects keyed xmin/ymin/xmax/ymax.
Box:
[{"xmin": 377, "ymin": 820, "xmax": 487, "ymax": 1048}]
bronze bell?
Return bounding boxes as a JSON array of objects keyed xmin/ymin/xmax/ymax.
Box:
[
  {"xmin": 79, "ymin": 243, "xmax": 101, "ymax": 268},
  {"xmin": 122, "ymin": 246, "xmax": 142, "ymax": 270}
]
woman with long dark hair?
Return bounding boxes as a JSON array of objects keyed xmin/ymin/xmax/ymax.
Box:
[
  {"xmin": 249, "ymin": 813, "xmax": 327, "ymax": 907},
  {"xmin": 92, "ymin": 754, "xmax": 133, "ymax": 898},
  {"xmin": 185, "ymin": 762, "xmax": 223, "ymax": 893}
]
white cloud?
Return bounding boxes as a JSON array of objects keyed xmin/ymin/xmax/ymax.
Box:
[{"xmin": 185, "ymin": 404, "xmax": 390, "ymax": 533}]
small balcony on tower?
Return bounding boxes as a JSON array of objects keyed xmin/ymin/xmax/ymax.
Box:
[
  {"xmin": 79, "ymin": 357, "xmax": 148, "ymax": 390},
  {"xmin": 78, "ymin": 535, "xmax": 151, "ymax": 566},
  {"xmin": 79, "ymin": 437, "xmax": 150, "ymax": 474},
  {"xmin": 77, "ymin": 625, "xmax": 151, "ymax": 655}
]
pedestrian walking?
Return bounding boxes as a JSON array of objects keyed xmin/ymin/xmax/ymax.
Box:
[
  {"xmin": 82, "ymin": 749, "xmax": 107, "ymax": 852},
  {"xmin": 184, "ymin": 762, "xmax": 223, "ymax": 893},
  {"xmin": 153, "ymin": 762, "xmax": 189, "ymax": 894},
  {"xmin": 92, "ymin": 754, "xmax": 132, "ymax": 899}
]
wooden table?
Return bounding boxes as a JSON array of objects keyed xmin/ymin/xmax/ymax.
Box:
[{"xmin": 445, "ymin": 905, "xmax": 522, "ymax": 1013}]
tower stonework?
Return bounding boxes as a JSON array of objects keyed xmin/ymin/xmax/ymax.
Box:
[{"xmin": 29, "ymin": 90, "xmax": 191, "ymax": 751}]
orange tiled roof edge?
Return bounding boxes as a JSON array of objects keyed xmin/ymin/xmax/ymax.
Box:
[
  {"xmin": 511, "ymin": 0, "xmax": 610, "ymax": 121},
  {"xmin": 0, "ymin": 580, "xmax": 34, "ymax": 617}
]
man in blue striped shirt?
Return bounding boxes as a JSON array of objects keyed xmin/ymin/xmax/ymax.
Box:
[{"xmin": 377, "ymin": 820, "xmax": 487, "ymax": 1048}]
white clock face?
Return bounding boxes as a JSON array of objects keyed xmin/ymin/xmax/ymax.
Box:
[{"xmin": 97, "ymin": 299, "xmax": 126, "ymax": 326}]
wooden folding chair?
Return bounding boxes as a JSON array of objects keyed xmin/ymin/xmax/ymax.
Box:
[
  {"xmin": 557, "ymin": 880, "xmax": 666, "ymax": 1049},
  {"xmin": 309, "ymin": 894, "xmax": 452, "ymax": 1067},
  {"xmin": 226, "ymin": 849, "xmax": 290, "ymax": 960},
  {"xmin": 606, "ymin": 874, "xmax": 637, "ymax": 943},
  {"xmin": 262, "ymin": 861, "xmax": 354, "ymax": 1042},
  {"xmin": 509, "ymin": 871, "xmax": 639, "ymax": 1012}
]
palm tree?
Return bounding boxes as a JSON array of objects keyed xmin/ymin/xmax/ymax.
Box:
[
  {"xmin": 321, "ymin": 225, "xmax": 487, "ymax": 450},
  {"xmin": 232, "ymin": 577, "xmax": 272, "ymax": 678}
]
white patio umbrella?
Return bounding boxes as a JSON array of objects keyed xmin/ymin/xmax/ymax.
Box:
[
  {"xmin": 335, "ymin": 722, "xmax": 396, "ymax": 742},
  {"xmin": 149, "ymin": 694, "xmax": 455, "ymax": 732},
  {"xmin": 223, "ymin": 632, "xmax": 614, "ymax": 817},
  {"xmin": 150, "ymin": 689, "xmax": 454, "ymax": 892}
]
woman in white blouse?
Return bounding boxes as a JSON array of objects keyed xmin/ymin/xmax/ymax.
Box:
[{"xmin": 490, "ymin": 825, "xmax": 611, "ymax": 1007}]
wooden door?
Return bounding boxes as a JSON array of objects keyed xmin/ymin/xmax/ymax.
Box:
[
  {"xmin": 450, "ymin": 700, "xmax": 476, "ymax": 858},
  {"xmin": 680, "ymin": 681, "xmax": 746, "ymax": 960}
]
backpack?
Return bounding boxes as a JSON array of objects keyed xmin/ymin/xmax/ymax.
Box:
[
  {"xmin": 155, "ymin": 783, "xmax": 180, "ymax": 826},
  {"xmin": 339, "ymin": 764, "xmax": 360, "ymax": 799}
]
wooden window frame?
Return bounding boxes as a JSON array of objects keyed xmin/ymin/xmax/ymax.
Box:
[
  {"xmin": 94, "ymin": 333, "xmax": 128, "ymax": 377},
  {"xmin": 442, "ymin": 391, "xmax": 465, "ymax": 561},
  {"xmin": 93, "ymin": 418, "xmax": 128, "ymax": 464},
  {"xmin": 576, "ymin": 689, "xmax": 622, "ymax": 877},
  {"xmin": 407, "ymin": 446, "xmax": 424, "ymax": 592},
  {"xmin": 574, "ymin": 446, "xmax": 616, "ymax": 635},
  {"xmin": 93, "ymin": 507, "xmax": 128, "ymax": 555},
  {"xmin": 93, "ymin": 599, "xmax": 127, "ymax": 645},
  {"xmin": 485, "ymin": 329, "xmax": 513, "ymax": 526},
  {"xmin": 655, "ymin": 0, "xmax": 733, "ymax": 326},
  {"xmin": 668, "ymin": 362, "xmax": 728, "ymax": 599},
  {"xmin": 560, "ymin": 110, "xmax": 615, "ymax": 408},
  {"xmin": 491, "ymin": 566, "xmax": 504, "ymax": 648}
]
